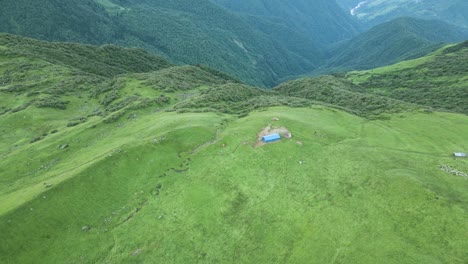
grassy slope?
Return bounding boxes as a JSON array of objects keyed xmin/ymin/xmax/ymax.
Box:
[
  {"xmin": 1, "ymin": 35, "xmax": 468, "ymax": 263},
  {"xmin": 1, "ymin": 107, "xmax": 467, "ymax": 263},
  {"xmin": 346, "ymin": 41, "xmax": 468, "ymax": 114}
]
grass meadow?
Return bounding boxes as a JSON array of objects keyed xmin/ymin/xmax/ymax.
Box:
[{"xmin": 1, "ymin": 106, "xmax": 467, "ymax": 263}]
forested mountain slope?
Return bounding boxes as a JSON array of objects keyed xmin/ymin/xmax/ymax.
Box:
[
  {"xmin": 213, "ymin": 0, "xmax": 361, "ymax": 45},
  {"xmin": 0, "ymin": 0, "xmax": 327, "ymax": 87},
  {"xmin": 323, "ymin": 17, "xmax": 468, "ymax": 72},
  {"xmin": 1, "ymin": 0, "xmax": 465, "ymax": 86}
]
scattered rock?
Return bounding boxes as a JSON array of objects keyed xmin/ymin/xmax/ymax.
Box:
[
  {"xmin": 439, "ymin": 165, "xmax": 468, "ymax": 179},
  {"xmin": 132, "ymin": 248, "xmax": 143, "ymax": 256},
  {"xmin": 128, "ymin": 114, "xmax": 138, "ymax": 120},
  {"xmin": 58, "ymin": 144, "xmax": 69, "ymax": 149},
  {"xmin": 82, "ymin": 226, "xmax": 91, "ymax": 232},
  {"xmin": 172, "ymin": 167, "xmax": 189, "ymax": 173},
  {"xmin": 272, "ymin": 117, "xmax": 279, "ymax": 121}
]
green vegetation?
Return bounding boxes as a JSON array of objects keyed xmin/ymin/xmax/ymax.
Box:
[
  {"xmin": 323, "ymin": 17, "xmax": 468, "ymax": 73},
  {"xmin": 1, "ymin": 0, "xmax": 465, "ymax": 86},
  {"xmin": 1, "ymin": 105, "xmax": 467, "ymax": 263},
  {"xmin": 347, "ymin": 41, "xmax": 468, "ymax": 114},
  {"xmin": 0, "ymin": 0, "xmax": 329, "ymax": 86},
  {"xmin": 213, "ymin": 0, "xmax": 360, "ymax": 45},
  {"xmin": 0, "ymin": 33, "xmax": 172, "ymax": 78},
  {"xmin": 274, "ymin": 76, "xmax": 416, "ymax": 117},
  {"xmin": 1, "ymin": 34, "xmax": 468, "ymax": 263}
]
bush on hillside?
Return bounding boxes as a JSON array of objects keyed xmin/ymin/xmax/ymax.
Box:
[{"xmin": 35, "ymin": 96, "xmax": 70, "ymax": 110}]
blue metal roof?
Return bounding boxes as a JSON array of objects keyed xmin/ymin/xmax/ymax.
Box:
[{"xmin": 262, "ymin": 133, "xmax": 281, "ymax": 143}]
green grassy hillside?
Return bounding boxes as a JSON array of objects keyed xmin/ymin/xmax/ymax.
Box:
[
  {"xmin": 1, "ymin": 105, "xmax": 467, "ymax": 263},
  {"xmin": 1, "ymin": 34, "xmax": 468, "ymax": 263},
  {"xmin": 347, "ymin": 41, "xmax": 468, "ymax": 114}
]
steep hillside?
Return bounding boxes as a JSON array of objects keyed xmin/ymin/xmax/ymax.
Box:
[
  {"xmin": 347, "ymin": 41, "xmax": 468, "ymax": 114},
  {"xmin": 0, "ymin": 34, "xmax": 239, "ymax": 149},
  {"xmin": 0, "ymin": 34, "xmax": 172, "ymax": 77},
  {"xmin": 2, "ymin": 0, "xmax": 464, "ymax": 85},
  {"xmin": 0, "ymin": 0, "xmax": 120, "ymax": 44},
  {"xmin": 213, "ymin": 0, "xmax": 361, "ymax": 45},
  {"xmin": 0, "ymin": 0, "xmax": 326, "ymax": 87},
  {"xmin": 323, "ymin": 17, "xmax": 468, "ymax": 73},
  {"xmin": 340, "ymin": 0, "xmax": 468, "ymax": 29},
  {"xmin": 273, "ymin": 75, "xmax": 415, "ymax": 117}
]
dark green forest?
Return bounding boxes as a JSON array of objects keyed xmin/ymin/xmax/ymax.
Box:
[
  {"xmin": 1, "ymin": 0, "xmax": 466, "ymax": 87},
  {"xmin": 323, "ymin": 17, "xmax": 468, "ymax": 73},
  {"xmin": 0, "ymin": 0, "xmax": 323, "ymax": 86}
]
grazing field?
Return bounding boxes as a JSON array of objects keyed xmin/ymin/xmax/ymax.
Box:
[
  {"xmin": 1, "ymin": 34, "xmax": 467, "ymax": 263},
  {"xmin": 1, "ymin": 106, "xmax": 467, "ymax": 263}
]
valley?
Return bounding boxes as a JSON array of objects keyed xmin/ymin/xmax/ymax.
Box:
[{"xmin": 1, "ymin": 0, "xmax": 466, "ymax": 86}]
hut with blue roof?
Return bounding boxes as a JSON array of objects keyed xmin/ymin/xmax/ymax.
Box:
[{"xmin": 262, "ymin": 134, "xmax": 281, "ymax": 143}]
